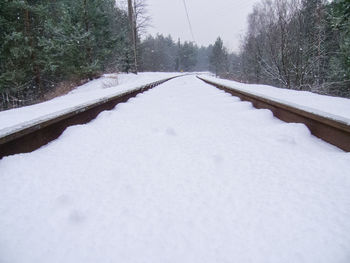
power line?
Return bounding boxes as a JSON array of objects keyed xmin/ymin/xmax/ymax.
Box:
[{"xmin": 182, "ymin": 0, "xmax": 196, "ymax": 43}]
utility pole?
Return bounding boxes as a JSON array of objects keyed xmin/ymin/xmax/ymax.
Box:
[{"xmin": 128, "ymin": 0, "xmax": 138, "ymax": 73}]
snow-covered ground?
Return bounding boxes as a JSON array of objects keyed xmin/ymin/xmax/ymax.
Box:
[
  {"xmin": 0, "ymin": 72, "xmax": 181, "ymax": 134},
  {"xmin": 200, "ymin": 75, "xmax": 350, "ymax": 124},
  {"xmin": 1, "ymin": 76, "xmax": 349, "ymax": 263}
]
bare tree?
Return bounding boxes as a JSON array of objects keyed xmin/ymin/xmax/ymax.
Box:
[
  {"xmin": 133, "ymin": 0, "xmax": 151, "ymax": 37},
  {"xmin": 240, "ymin": 0, "xmax": 330, "ymax": 91}
]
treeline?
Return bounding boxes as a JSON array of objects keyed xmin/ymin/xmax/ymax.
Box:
[
  {"xmin": 0, "ymin": 0, "xmax": 214, "ymax": 110},
  {"xmin": 2, "ymin": 0, "xmax": 349, "ymax": 111},
  {"xmin": 138, "ymin": 34, "xmax": 242, "ymax": 76},
  {"xmin": 0, "ymin": 0, "xmax": 134, "ymax": 109},
  {"xmin": 232, "ymin": 0, "xmax": 350, "ymax": 97},
  {"xmin": 139, "ymin": 34, "xmax": 212, "ymax": 72}
]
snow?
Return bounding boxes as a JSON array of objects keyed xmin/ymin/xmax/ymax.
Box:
[
  {"xmin": 1, "ymin": 76, "xmax": 350, "ymax": 263},
  {"xmin": 0, "ymin": 72, "xmax": 181, "ymax": 136},
  {"xmin": 200, "ymin": 75, "xmax": 350, "ymax": 124}
]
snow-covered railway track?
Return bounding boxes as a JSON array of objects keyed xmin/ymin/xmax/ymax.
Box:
[
  {"xmin": 1, "ymin": 75, "xmax": 349, "ymax": 263},
  {"xmin": 198, "ymin": 76, "xmax": 350, "ymax": 152},
  {"xmin": 1, "ymin": 74, "xmax": 349, "ymax": 159},
  {"xmin": 0, "ymin": 76, "xmax": 350, "ymax": 263},
  {"xmin": 0, "ymin": 76, "xmax": 178, "ymax": 159}
]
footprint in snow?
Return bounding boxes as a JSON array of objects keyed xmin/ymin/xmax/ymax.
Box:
[
  {"xmin": 166, "ymin": 127, "xmax": 177, "ymax": 136},
  {"xmin": 212, "ymin": 154, "xmax": 224, "ymax": 164},
  {"xmin": 68, "ymin": 209, "xmax": 86, "ymax": 225},
  {"xmin": 275, "ymin": 134, "xmax": 297, "ymax": 145},
  {"xmin": 55, "ymin": 194, "xmax": 71, "ymax": 207}
]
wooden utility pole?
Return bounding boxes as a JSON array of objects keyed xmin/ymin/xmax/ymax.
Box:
[{"xmin": 128, "ymin": 0, "xmax": 138, "ymax": 73}]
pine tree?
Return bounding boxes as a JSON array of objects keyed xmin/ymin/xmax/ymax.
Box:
[
  {"xmin": 331, "ymin": 0, "xmax": 350, "ymax": 80},
  {"xmin": 178, "ymin": 41, "xmax": 197, "ymax": 72},
  {"xmin": 0, "ymin": 0, "xmax": 48, "ymax": 104},
  {"xmin": 0, "ymin": 0, "xmax": 133, "ymax": 109},
  {"xmin": 210, "ymin": 37, "xmax": 228, "ymax": 76}
]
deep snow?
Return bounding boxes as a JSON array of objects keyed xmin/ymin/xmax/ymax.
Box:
[
  {"xmin": 200, "ymin": 75, "xmax": 350, "ymax": 124},
  {"xmin": 0, "ymin": 72, "xmax": 181, "ymax": 134},
  {"xmin": 0, "ymin": 76, "xmax": 350, "ymax": 263}
]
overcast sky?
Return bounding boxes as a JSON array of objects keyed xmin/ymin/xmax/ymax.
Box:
[{"xmin": 145, "ymin": 0, "xmax": 259, "ymax": 52}]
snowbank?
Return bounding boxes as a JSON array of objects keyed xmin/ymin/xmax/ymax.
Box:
[
  {"xmin": 0, "ymin": 72, "xmax": 182, "ymax": 135},
  {"xmin": 200, "ymin": 75, "xmax": 350, "ymax": 125}
]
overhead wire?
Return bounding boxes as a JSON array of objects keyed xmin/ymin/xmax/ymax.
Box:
[{"xmin": 181, "ymin": 0, "xmax": 196, "ymax": 43}]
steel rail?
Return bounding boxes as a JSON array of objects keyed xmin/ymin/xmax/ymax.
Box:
[
  {"xmin": 197, "ymin": 76, "xmax": 350, "ymax": 152},
  {"xmin": 0, "ymin": 76, "xmax": 179, "ymax": 159}
]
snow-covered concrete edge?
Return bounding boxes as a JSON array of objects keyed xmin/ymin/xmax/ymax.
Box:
[
  {"xmin": 198, "ymin": 75, "xmax": 350, "ymax": 127},
  {"xmin": 0, "ymin": 76, "xmax": 181, "ymax": 143}
]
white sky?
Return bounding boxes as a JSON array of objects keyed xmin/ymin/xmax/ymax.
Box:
[{"xmin": 145, "ymin": 0, "xmax": 259, "ymax": 52}]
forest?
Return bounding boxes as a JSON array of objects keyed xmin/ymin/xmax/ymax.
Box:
[
  {"xmin": 237, "ymin": 0, "xmax": 350, "ymax": 98},
  {"xmin": 0, "ymin": 0, "xmax": 134, "ymax": 109},
  {"xmin": 0, "ymin": 0, "xmax": 349, "ymax": 110}
]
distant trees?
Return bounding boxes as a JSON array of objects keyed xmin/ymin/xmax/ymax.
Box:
[
  {"xmin": 210, "ymin": 37, "xmax": 228, "ymax": 76},
  {"xmin": 233, "ymin": 0, "xmax": 350, "ymax": 97},
  {"xmin": 177, "ymin": 41, "xmax": 198, "ymax": 71},
  {"xmin": 139, "ymin": 34, "xmax": 211, "ymax": 72},
  {"xmin": 4, "ymin": 0, "xmax": 348, "ymax": 111},
  {"xmin": 140, "ymin": 35, "xmax": 177, "ymax": 71},
  {"xmin": 197, "ymin": 45, "xmax": 213, "ymax": 71}
]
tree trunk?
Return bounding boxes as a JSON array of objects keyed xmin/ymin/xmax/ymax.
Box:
[
  {"xmin": 24, "ymin": 4, "xmax": 42, "ymax": 97},
  {"xmin": 128, "ymin": 0, "xmax": 137, "ymax": 73},
  {"xmin": 83, "ymin": 0, "xmax": 93, "ymax": 79}
]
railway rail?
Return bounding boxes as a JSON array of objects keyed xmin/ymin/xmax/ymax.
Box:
[
  {"xmin": 0, "ymin": 76, "xmax": 179, "ymax": 159},
  {"xmin": 1, "ymin": 74, "xmax": 349, "ymax": 159},
  {"xmin": 2, "ymin": 74, "xmax": 350, "ymax": 263},
  {"xmin": 197, "ymin": 76, "xmax": 350, "ymax": 152}
]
